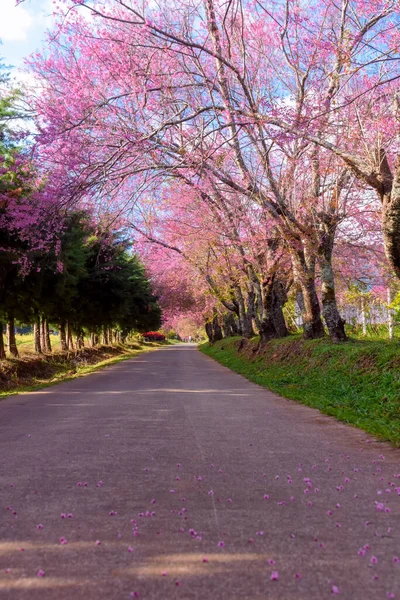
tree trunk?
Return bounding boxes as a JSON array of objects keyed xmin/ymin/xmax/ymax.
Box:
[
  {"xmin": 361, "ymin": 297, "xmax": 367, "ymax": 336},
  {"xmin": 205, "ymin": 314, "xmax": 223, "ymax": 343},
  {"xmin": 222, "ymin": 312, "xmax": 239, "ymax": 337},
  {"xmin": 6, "ymin": 316, "xmax": 19, "ymax": 357},
  {"xmin": 94, "ymin": 333, "xmax": 100, "ymax": 345},
  {"xmin": 235, "ymin": 286, "xmax": 255, "ymax": 338},
  {"xmin": 0, "ymin": 322, "xmax": 6, "ymax": 359},
  {"xmin": 40, "ymin": 318, "xmax": 46, "ymax": 352},
  {"xmin": 102, "ymin": 326, "xmax": 108, "ymax": 345},
  {"xmin": 75, "ymin": 330, "xmax": 84, "ymax": 349},
  {"xmin": 320, "ymin": 258, "xmax": 347, "ymax": 342},
  {"xmin": 205, "ymin": 321, "xmax": 213, "ymax": 342},
  {"xmin": 382, "ymin": 186, "xmax": 400, "ymax": 281},
  {"xmin": 387, "ymin": 288, "xmax": 394, "ymax": 340},
  {"xmin": 67, "ymin": 322, "xmax": 74, "ymax": 350},
  {"xmin": 212, "ymin": 314, "xmax": 223, "ymax": 341},
  {"xmin": 43, "ymin": 320, "xmax": 52, "ymax": 352},
  {"xmin": 34, "ymin": 315, "xmax": 42, "ymax": 354},
  {"xmin": 59, "ymin": 320, "xmax": 68, "ymax": 351},
  {"xmin": 258, "ymin": 279, "xmax": 288, "ymax": 345},
  {"xmin": 292, "ymin": 251, "xmax": 325, "ymax": 339},
  {"xmin": 90, "ymin": 332, "xmax": 95, "ymax": 347}
]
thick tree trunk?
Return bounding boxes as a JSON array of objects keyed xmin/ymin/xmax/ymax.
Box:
[
  {"xmin": 222, "ymin": 312, "xmax": 240, "ymax": 337},
  {"xmin": 382, "ymin": 187, "xmax": 400, "ymax": 280},
  {"xmin": 320, "ymin": 258, "xmax": 347, "ymax": 342},
  {"xmin": 235, "ymin": 286, "xmax": 255, "ymax": 338},
  {"xmin": 258, "ymin": 279, "xmax": 288, "ymax": 345},
  {"xmin": 205, "ymin": 321, "xmax": 213, "ymax": 342},
  {"xmin": 205, "ymin": 314, "xmax": 223, "ymax": 342},
  {"xmin": 212, "ymin": 314, "xmax": 223, "ymax": 341},
  {"xmin": 301, "ymin": 278, "xmax": 325, "ymax": 339},
  {"xmin": 90, "ymin": 332, "xmax": 95, "ymax": 347},
  {"xmin": 34, "ymin": 315, "xmax": 42, "ymax": 354},
  {"xmin": 59, "ymin": 320, "xmax": 68, "ymax": 351},
  {"xmin": 0, "ymin": 322, "xmax": 6, "ymax": 359},
  {"xmin": 6, "ymin": 317, "xmax": 19, "ymax": 357},
  {"xmin": 102, "ymin": 326, "xmax": 108, "ymax": 345},
  {"xmin": 271, "ymin": 280, "xmax": 289, "ymax": 337},
  {"xmin": 292, "ymin": 251, "xmax": 325, "ymax": 339}
]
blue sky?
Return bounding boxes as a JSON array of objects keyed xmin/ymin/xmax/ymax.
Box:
[{"xmin": 0, "ymin": 0, "xmax": 55, "ymax": 75}]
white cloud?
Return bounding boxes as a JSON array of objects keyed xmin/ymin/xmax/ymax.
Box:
[{"xmin": 0, "ymin": 0, "xmax": 34, "ymax": 42}]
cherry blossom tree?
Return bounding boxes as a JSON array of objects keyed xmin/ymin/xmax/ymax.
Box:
[{"xmin": 22, "ymin": 0, "xmax": 400, "ymax": 341}]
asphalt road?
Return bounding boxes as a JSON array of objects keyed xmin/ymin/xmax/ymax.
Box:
[{"xmin": 0, "ymin": 344, "xmax": 399, "ymax": 599}]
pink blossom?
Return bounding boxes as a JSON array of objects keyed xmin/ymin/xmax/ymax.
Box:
[
  {"xmin": 331, "ymin": 585, "xmax": 339, "ymax": 594},
  {"xmin": 270, "ymin": 571, "xmax": 279, "ymax": 581}
]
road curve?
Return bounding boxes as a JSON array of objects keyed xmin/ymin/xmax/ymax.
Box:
[{"xmin": 0, "ymin": 344, "xmax": 399, "ymax": 599}]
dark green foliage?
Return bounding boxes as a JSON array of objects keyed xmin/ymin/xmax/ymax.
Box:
[{"xmin": 1, "ymin": 212, "xmax": 162, "ymax": 343}]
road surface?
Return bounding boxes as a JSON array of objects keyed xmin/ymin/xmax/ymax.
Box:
[{"xmin": 0, "ymin": 344, "xmax": 399, "ymax": 599}]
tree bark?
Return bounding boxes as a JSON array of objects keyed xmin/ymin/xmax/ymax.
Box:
[
  {"xmin": 34, "ymin": 315, "xmax": 42, "ymax": 354},
  {"xmin": 59, "ymin": 320, "xmax": 68, "ymax": 351},
  {"xmin": 212, "ymin": 314, "xmax": 223, "ymax": 341},
  {"xmin": 67, "ymin": 322, "xmax": 74, "ymax": 350},
  {"xmin": 387, "ymin": 288, "xmax": 394, "ymax": 340},
  {"xmin": 75, "ymin": 329, "xmax": 84, "ymax": 349},
  {"xmin": 6, "ymin": 316, "xmax": 19, "ymax": 357},
  {"xmin": 43, "ymin": 320, "xmax": 52, "ymax": 352},
  {"xmin": 102, "ymin": 326, "xmax": 108, "ymax": 345},
  {"xmin": 40, "ymin": 318, "xmax": 46, "ymax": 352},
  {"xmin": 205, "ymin": 314, "xmax": 223, "ymax": 342},
  {"xmin": 361, "ymin": 297, "xmax": 367, "ymax": 336},
  {"xmin": 222, "ymin": 313, "xmax": 240, "ymax": 337},
  {"xmin": 0, "ymin": 322, "xmax": 6, "ymax": 359},
  {"xmin": 258, "ymin": 279, "xmax": 288, "ymax": 345},
  {"xmin": 235, "ymin": 286, "xmax": 255, "ymax": 338},
  {"xmin": 320, "ymin": 258, "xmax": 347, "ymax": 342},
  {"xmin": 205, "ymin": 321, "xmax": 213, "ymax": 342},
  {"xmin": 292, "ymin": 251, "xmax": 325, "ymax": 339}
]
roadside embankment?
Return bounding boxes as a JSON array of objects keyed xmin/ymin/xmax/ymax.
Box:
[{"xmin": 200, "ymin": 336, "xmax": 400, "ymax": 445}]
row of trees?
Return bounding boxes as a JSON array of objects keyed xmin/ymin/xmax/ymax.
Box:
[
  {"xmin": 0, "ymin": 211, "xmax": 162, "ymax": 358},
  {"xmin": 13, "ymin": 0, "xmax": 400, "ymax": 344}
]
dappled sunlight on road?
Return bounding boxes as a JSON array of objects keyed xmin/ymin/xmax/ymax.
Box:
[
  {"xmin": 122, "ymin": 552, "xmax": 271, "ymax": 578},
  {"xmin": 0, "ymin": 576, "xmax": 89, "ymax": 590}
]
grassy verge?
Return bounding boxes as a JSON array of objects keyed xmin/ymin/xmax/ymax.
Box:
[
  {"xmin": 199, "ymin": 336, "xmax": 400, "ymax": 446},
  {"xmin": 0, "ymin": 341, "xmax": 168, "ymax": 399}
]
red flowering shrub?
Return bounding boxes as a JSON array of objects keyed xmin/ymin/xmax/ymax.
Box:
[{"xmin": 143, "ymin": 332, "xmax": 165, "ymax": 342}]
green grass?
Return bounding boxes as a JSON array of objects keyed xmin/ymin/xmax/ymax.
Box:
[
  {"xmin": 14, "ymin": 333, "xmax": 88, "ymax": 354},
  {"xmin": 0, "ymin": 341, "xmax": 168, "ymax": 399},
  {"xmin": 200, "ymin": 336, "xmax": 400, "ymax": 446}
]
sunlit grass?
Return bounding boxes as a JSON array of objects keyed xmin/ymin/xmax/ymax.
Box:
[{"xmin": 200, "ymin": 336, "xmax": 400, "ymax": 446}]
